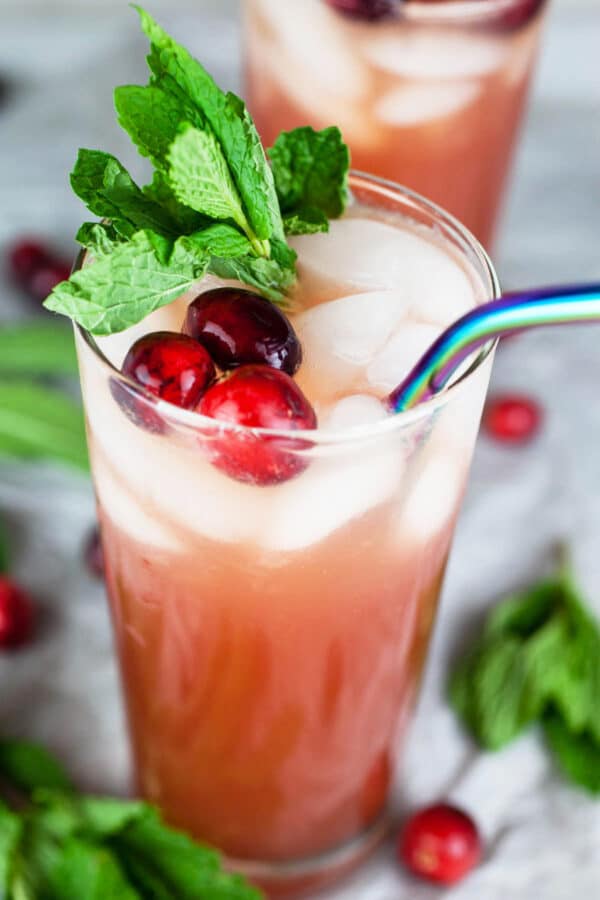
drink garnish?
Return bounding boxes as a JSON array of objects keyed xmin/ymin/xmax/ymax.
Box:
[
  {"xmin": 44, "ymin": 7, "xmax": 350, "ymax": 336},
  {"xmin": 449, "ymin": 553, "xmax": 600, "ymax": 794}
]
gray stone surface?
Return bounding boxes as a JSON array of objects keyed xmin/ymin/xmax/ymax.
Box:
[{"xmin": 1, "ymin": 1, "xmax": 599, "ymax": 897}]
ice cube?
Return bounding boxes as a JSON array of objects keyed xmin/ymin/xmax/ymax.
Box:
[
  {"xmin": 363, "ymin": 31, "xmax": 511, "ymax": 80},
  {"xmin": 322, "ymin": 395, "xmax": 389, "ymax": 432},
  {"xmin": 291, "ymin": 218, "xmax": 421, "ymax": 293},
  {"xmin": 367, "ymin": 322, "xmax": 442, "ymax": 393},
  {"xmin": 93, "ymin": 458, "xmax": 182, "ymax": 552},
  {"xmin": 255, "ymin": 0, "xmax": 367, "ymax": 100},
  {"xmin": 399, "ymin": 454, "xmax": 464, "ymax": 544},
  {"xmin": 261, "ymin": 442, "xmax": 403, "ymax": 552},
  {"xmin": 293, "ymin": 288, "xmax": 410, "ymax": 403},
  {"xmin": 375, "ymin": 82, "xmax": 480, "ymax": 126}
]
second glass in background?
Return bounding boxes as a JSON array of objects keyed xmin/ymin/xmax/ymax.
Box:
[{"xmin": 243, "ymin": 0, "xmax": 548, "ymax": 248}]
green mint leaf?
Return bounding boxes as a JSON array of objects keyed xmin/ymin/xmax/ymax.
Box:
[
  {"xmin": 0, "ymin": 802, "xmax": 23, "ymax": 894},
  {"xmin": 142, "ymin": 172, "xmax": 207, "ymax": 235},
  {"xmin": 269, "ymin": 126, "xmax": 350, "ymax": 220},
  {"xmin": 0, "ymin": 517, "xmax": 10, "ymax": 575},
  {"xmin": 0, "ymin": 322, "xmax": 78, "ymax": 377},
  {"xmin": 544, "ymin": 713, "xmax": 600, "ymax": 794},
  {"xmin": 70, "ymin": 149, "xmax": 176, "ymax": 236},
  {"xmin": 0, "ymin": 740, "xmax": 73, "ymax": 794},
  {"xmin": 0, "ymin": 381, "xmax": 88, "ymax": 470},
  {"xmin": 49, "ymin": 839, "xmax": 141, "ymax": 900},
  {"xmin": 137, "ymin": 6, "xmax": 283, "ymax": 243},
  {"xmin": 167, "ymin": 125, "xmax": 253, "ymax": 243},
  {"xmin": 283, "ymin": 208, "xmax": 329, "ymax": 236},
  {"xmin": 182, "ymin": 223, "xmax": 252, "ymax": 259},
  {"xmin": 114, "ymin": 807, "xmax": 262, "ymax": 900},
  {"xmin": 76, "ymin": 222, "xmax": 124, "ymax": 256},
  {"xmin": 486, "ymin": 578, "xmax": 562, "ymax": 638},
  {"xmin": 115, "ymin": 84, "xmax": 193, "ymax": 169},
  {"xmin": 208, "ymin": 255, "xmax": 294, "ymax": 305},
  {"xmin": 45, "ymin": 230, "xmax": 208, "ymax": 335},
  {"xmin": 78, "ymin": 798, "xmax": 147, "ymax": 840}
]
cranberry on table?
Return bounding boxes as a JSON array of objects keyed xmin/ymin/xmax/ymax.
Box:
[
  {"xmin": 28, "ymin": 262, "xmax": 72, "ymax": 301},
  {"xmin": 8, "ymin": 239, "xmax": 51, "ymax": 283},
  {"xmin": 398, "ymin": 803, "xmax": 482, "ymax": 885},
  {"xmin": 484, "ymin": 394, "xmax": 542, "ymax": 444},
  {"xmin": 122, "ymin": 331, "xmax": 216, "ymax": 410},
  {"xmin": 325, "ymin": 0, "xmax": 396, "ymax": 20},
  {"xmin": 198, "ymin": 365, "xmax": 317, "ymax": 485},
  {"xmin": 84, "ymin": 526, "xmax": 105, "ymax": 579},
  {"xmin": 184, "ymin": 288, "xmax": 302, "ymax": 375},
  {"xmin": 0, "ymin": 577, "xmax": 35, "ymax": 649}
]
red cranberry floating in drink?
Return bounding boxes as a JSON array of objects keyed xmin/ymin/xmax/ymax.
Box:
[
  {"xmin": 492, "ymin": 0, "xmax": 547, "ymax": 33},
  {"xmin": 483, "ymin": 394, "xmax": 542, "ymax": 444},
  {"xmin": 185, "ymin": 288, "xmax": 302, "ymax": 375},
  {"xmin": 398, "ymin": 803, "xmax": 482, "ymax": 885},
  {"xmin": 325, "ymin": 0, "xmax": 396, "ymax": 21},
  {"xmin": 0, "ymin": 577, "xmax": 35, "ymax": 649},
  {"xmin": 198, "ymin": 365, "xmax": 317, "ymax": 485},
  {"xmin": 29, "ymin": 262, "xmax": 72, "ymax": 301},
  {"xmin": 8, "ymin": 239, "xmax": 51, "ymax": 284},
  {"xmin": 122, "ymin": 331, "xmax": 216, "ymax": 409}
]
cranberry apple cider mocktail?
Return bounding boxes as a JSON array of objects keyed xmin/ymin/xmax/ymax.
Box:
[
  {"xmin": 244, "ymin": 0, "xmax": 548, "ymax": 247},
  {"xmin": 46, "ymin": 9, "xmax": 498, "ymax": 887}
]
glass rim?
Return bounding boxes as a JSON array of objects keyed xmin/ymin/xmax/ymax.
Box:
[
  {"xmin": 76, "ymin": 171, "xmax": 500, "ymax": 447},
  {"xmin": 399, "ymin": 0, "xmax": 540, "ymax": 26}
]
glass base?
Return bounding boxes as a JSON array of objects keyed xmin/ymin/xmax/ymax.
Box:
[{"xmin": 227, "ymin": 813, "xmax": 390, "ymax": 897}]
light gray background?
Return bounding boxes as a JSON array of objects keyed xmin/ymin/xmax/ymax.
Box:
[{"xmin": 1, "ymin": 1, "xmax": 600, "ymax": 897}]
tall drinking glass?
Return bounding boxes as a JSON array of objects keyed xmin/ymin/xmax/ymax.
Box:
[
  {"xmin": 243, "ymin": 0, "xmax": 548, "ymax": 247},
  {"xmin": 75, "ymin": 174, "xmax": 499, "ymax": 892}
]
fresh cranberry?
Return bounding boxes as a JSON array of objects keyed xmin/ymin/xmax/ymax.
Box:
[
  {"xmin": 0, "ymin": 577, "xmax": 35, "ymax": 649},
  {"xmin": 325, "ymin": 0, "xmax": 396, "ymax": 20},
  {"xmin": 490, "ymin": 0, "xmax": 547, "ymax": 32},
  {"xmin": 185, "ymin": 288, "xmax": 302, "ymax": 375},
  {"xmin": 122, "ymin": 332, "xmax": 216, "ymax": 409},
  {"xmin": 84, "ymin": 526, "xmax": 105, "ymax": 579},
  {"xmin": 8, "ymin": 239, "xmax": 51, "ymax": 284},
  {"xmin": 399, "ymin": 804, "xmax": 482, "ymax": 885},
  {"xmin": 198, "ymin": 365, "xmax": 317, "ymax": 485},
  {"xmin": 28, "ymin": 262, "xmax": 72, "ymax": 301},
  {"xmin": 484, "ymin": 394, "xmax": 542, "ymax": 444}
]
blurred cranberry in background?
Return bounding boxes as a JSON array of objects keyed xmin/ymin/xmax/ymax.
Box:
[
  {"xmin": 0, "ymin": 577, "xmax": 35, "ymax": 649},
  {"xmin": 484, "ymin": 394, "xmax": 542, "ymax": 445},
  {"xmin": 84, "ymin": 526, "xmax": 105, "ymax": 580},
  {"xmin": 7, "ymin": 237, "xmax": 71, "ymax": 301}
]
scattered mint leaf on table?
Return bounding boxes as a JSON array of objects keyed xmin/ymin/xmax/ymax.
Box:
[
  {"xmin": 543, "ymin": 713, "xmax": 600, "ymax": 795},
  {"xmin": 449, "ymin": 559, "xmax": 600, "ymax": 794},
  {"xmin": 268, "ymin": 126, "xmax": 350, "ymax": 222},
  {"xmin": 0, "ymin": 322, "xmax": 77, "ymax": 377},
  {"xmin": 44, "ymin": 6, "xmax": 351, "ymax": 334},
  {"xmin": 0, "ymin": 738, "xmax": 263, "ymax": 900},
  {"xmin": 0, "ymin": 381, "xmax": 88, "ymax": 471}
]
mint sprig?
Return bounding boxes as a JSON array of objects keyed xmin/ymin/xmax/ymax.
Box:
[
  {"xmin": 449, "ymin": 557, "xmax": 600, "ymax": 794},
  {"xmin": 44, "ymin": 7, "xmax": 351, "ymax": 335},
  {"xmin": 0, "ymin": 738, "xmax": 263, "ymax": 900}
]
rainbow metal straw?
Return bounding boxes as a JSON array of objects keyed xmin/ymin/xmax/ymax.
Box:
[{"xmin": 390, "ymin": 283, "xmax": 600, "ymax": 412}]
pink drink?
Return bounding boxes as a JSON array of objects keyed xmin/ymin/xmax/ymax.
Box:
[
  {"xmin": 75, "ymin": 175, "xmax": 498, "ymax": 891},
  {"xmin": 243, "ymin": 0, "xmax": 548, "ymax": 247}
]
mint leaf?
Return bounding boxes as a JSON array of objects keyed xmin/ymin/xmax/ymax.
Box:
[
  {"xmin": 0, "ymin": 803, "xmax": 23, "ymax": 894},
  {"xmin": 79, "ymin": 798, "xmax": 146, "ymax": 840},
  {"xmin": 70, "ymin": 149, "xmax": 176, "ymax": 236},
  {"xmin": 0, "ymin": 382, "xmax": 88, "ymax": 470},
  {"xmin": 182, "ymin": 224, "xmax": 252, "ymax": 259},
  {"xmin": 167, "ymin": 125, "xmax": 250, "ymax": 240},
  {"xmin": 49, "ymin": 839, "xmax": 140, "ymax": 900},
  {"xmin": 45, "ymin": 230, "xmax": 208, "ymax": 335},
  {"xmin": 115, "ymin": 85, "xmax": 192, "ymax": 169},
  {"xmin": 114, "ymin": 808, "xmax": 262, "ymax": 900},
  {"xmin": 0, "ymin": 322, "xmax": 78, "ymax": 377},
  {"xmin": 0, "ymin": 740, "xmax": 73, "ymax": 794},
  {"xmin": 0, "ymin": 517, "xmax": 10, "ymax": 575},
  {"xmin": 544, "ymin": 713, "xmax": 600, "ymax": 794},
  {"xmin": 137, "ymin": 7, "xmax": 283, "ymax": 243},
  {"xmin": 269, "ymin": 126, "xmax": 349, "ymax": 220},
  {"xmin": 76, "ymin": 222, "xmax": 124, "ymax": 256},
  {"xmin": 142, "ymin": 172, "xmax": 207, "ymax": 234},
  {"xmin": 208, "ymin": 255, "xmax": 294, "ymax": 305},
  {"xmin": 283, "ymin": 208, "xmax": 329, "ymax": 236}
]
